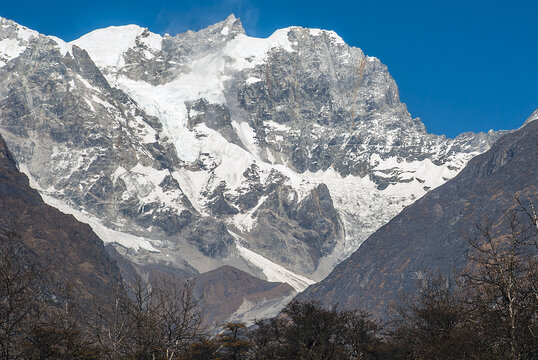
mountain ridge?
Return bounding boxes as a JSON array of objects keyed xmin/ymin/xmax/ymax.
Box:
[
  {"xmin": 0, "ymin": 14, "xmax": 508, "ymax": 322},
  {"xmin": 298, "ymin": 116, "xmax": 538, "ymax": 316}
]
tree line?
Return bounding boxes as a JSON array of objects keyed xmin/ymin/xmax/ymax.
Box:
[{"xmin": 0, "ymin": 197, "xmax": 536, "ymax": 359}]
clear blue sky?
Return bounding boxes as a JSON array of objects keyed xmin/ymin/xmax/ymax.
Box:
[{"xmin": 1, "ymin": 0, "xmax": 536, "ymax": 137}]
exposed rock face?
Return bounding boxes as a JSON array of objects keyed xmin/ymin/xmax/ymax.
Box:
[
  {"xmin": 246, "ymin": 183, "xmax": 342, "ymax": 273},
  {"xmin": 0, "ymin": 133, "xmax": 122, "ymax": 303},
  {"xmin": 0, "ymin": 15, "xmax": 507, "ymax": 321},
  {"xmin": 298, "ymin": 117, "xmax": 538, "ymax": 317}
]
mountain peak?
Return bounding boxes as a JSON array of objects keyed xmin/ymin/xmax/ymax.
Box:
[
  {"xmin": 202, "ymin": 13, "xmax": 245, "ymax": 38},
  {"xmin": 71, "ymin": 24, "xmax": 162, "ymax": 68},
  {"xmin": 221, "ymin": 13, "xmax": 243, "ymax": 31},
  {"xmin": 225, "ymin": 13, "xmax": 237, "ymax": 22},
  {"xmin": 523, "ymin": 108, "xmax": 538, "ymax": 126}
]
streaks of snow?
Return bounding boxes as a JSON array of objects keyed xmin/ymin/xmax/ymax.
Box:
[
  {"xmin": 232, "ymin": 121, "xmax": 261, "ymax": 159},
  {"xmin": 235, "ymin": 242, "xmax": 314, "ymax": 291},
  {"xmin": 18, "ymin": 164, "xmax": 159, "ymax": 252}
]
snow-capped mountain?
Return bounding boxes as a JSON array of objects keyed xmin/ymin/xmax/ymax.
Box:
[{"xmin": 0, "ymin": 15, "xmax": 503, "ymax": 319}]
